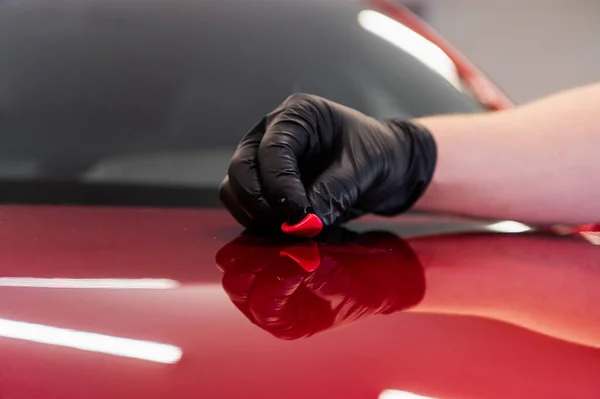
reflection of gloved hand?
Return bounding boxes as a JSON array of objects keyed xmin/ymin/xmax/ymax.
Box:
[
  {"xmin": 219, "ymin": 94, "xmax": 437, "ymax": 232},
  {"xmin": 215, "ymin": 229, "xmax": 425, "ymax": 340}
]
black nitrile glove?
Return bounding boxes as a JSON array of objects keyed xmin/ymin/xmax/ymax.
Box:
[{"xmin": 219, "ymin": 94, "xmax": 437, "ymax": 231}]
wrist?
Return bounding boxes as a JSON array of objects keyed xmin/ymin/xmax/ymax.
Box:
[{"xmin": 380, "ymin": 119, "xmax": 438, "ymax": 215}]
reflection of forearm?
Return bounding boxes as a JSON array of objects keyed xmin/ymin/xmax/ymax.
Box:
[
  {"xmin": 407, "ymin": 235, "xmax": 600, "ymax": 348},
  {"xmin": 414, "ymin": 83, "xmax": 600, "ymax": 224}
]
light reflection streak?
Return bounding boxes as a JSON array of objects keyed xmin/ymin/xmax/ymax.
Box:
[
  {"xmin": 380, "ymin": 389, "xmax": 437, "ymax": 399},
  {"xmin": 0, "ymin": 278, "xmax": 179, "ymax": 289},
  {"xmin": 580, "ymin": 231, "xmax": 600, "ymax": 245},
  {"xmin": 485, "ymin": 220, "xmax": 532, "ymax": 233},
  {"xmin": 0, "ymin": 318, "xmax": 182, "ymax": 364},
  {"xmin": 358, "ymin": 10, "xmax": 462, "ymax": 90}
]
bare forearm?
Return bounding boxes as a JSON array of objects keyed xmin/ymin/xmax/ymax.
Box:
[{"xmin": 414, "ymin": 83, "xmax": 600, "ymax": 224}]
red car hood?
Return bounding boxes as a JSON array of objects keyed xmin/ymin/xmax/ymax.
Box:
[{"xmin": 0, "ymin": 205, "xmax": 599, "ymax": 399}]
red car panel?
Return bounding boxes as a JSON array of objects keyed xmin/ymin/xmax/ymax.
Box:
[{"xmin": 0, "ymin": 206, "xmax": 599, "ymax": 399}]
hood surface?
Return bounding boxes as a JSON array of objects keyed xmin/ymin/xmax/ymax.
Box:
[{"xmin": 0, "ymin": 205, "xmax": 599, "ymax": 399}]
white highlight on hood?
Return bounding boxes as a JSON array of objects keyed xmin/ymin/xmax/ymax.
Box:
[
  {"xmin": 358, "ymin": 10, "xmax": 462, "ymax": 90},
  {"xmin": 380, "ymin": 389, "xmax": 437, "ymax": 399},
  {"xmin": 580, "ymin": 231, "xmax": 600, "ymax": 245},
  {"xmin": 0, "ymin": 318, "xmax": 182, "ymax": 364},
  {"xmin": 0, "ymin": 278, "xmax": 179, "ymax": 289},
  {"xmin": 486, "ymin": 221, "xmax": 532, "ymax": 233}
]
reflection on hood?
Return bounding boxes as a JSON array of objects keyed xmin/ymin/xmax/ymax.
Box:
[{"xmin": 216, "ymin": 228, "xmax": 425, "ymax": 340}]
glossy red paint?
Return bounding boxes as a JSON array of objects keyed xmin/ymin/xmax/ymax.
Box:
[
  {"xmin": 1, "ymin": 205, "xmax": 599, "ymax": 399},
  {"xmin": 367, "ymin": 0, "xmax": 514, "ymax": 111},
  {"xmin": 217, "ymin": 229, "xmax": 425, "ymax": 339}
]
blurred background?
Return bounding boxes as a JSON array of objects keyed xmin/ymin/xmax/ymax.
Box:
[
  {"xmin": 1, "ymin": 0, "xmax": 599, "ymax": 203},
  {"xmin": 401, "ymin": 0, "xmax": 600, "ymax": 103}
]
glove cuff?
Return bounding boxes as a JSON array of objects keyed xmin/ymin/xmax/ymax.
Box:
[{"xmin": 380, "ymin": 119, "xmax": 438, "ymax": 215}]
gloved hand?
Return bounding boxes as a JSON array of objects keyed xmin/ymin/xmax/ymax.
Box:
[
  {"xmin": 219, "ymin": 94, "xmax": 437, "ymax": 234},
  {"xmin": 215, "ymin": 229, "xmax": 425, "ymax": 340}
]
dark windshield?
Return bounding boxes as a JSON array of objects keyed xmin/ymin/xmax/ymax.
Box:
[{"xmin": 0, "ymin": 0, "xmax": 484, "ymax": 206}]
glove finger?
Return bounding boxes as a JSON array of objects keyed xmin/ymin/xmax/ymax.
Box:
[
  {"xmin": 257, "ymin": 94, "xmax": 335, "ymax": 223},
  {"xmin": 223, "ymin": 118, "xmax": 280, "ymax": 228},
  {"xmin": 218, "ymin": 176, "xmax": 254, "ymax": 228}
]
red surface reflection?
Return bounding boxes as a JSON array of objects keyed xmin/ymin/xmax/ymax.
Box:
[
  {"xmin": 218, "ymin": 228, "xmax": 600, "ymax": 350},
  {"xmin": 216, "ymin": 229, "xmax": 425, "ymax": 340},
  {"xmin": 0, "ymin": 207, "xmax": 599, "ymax": 399}
]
